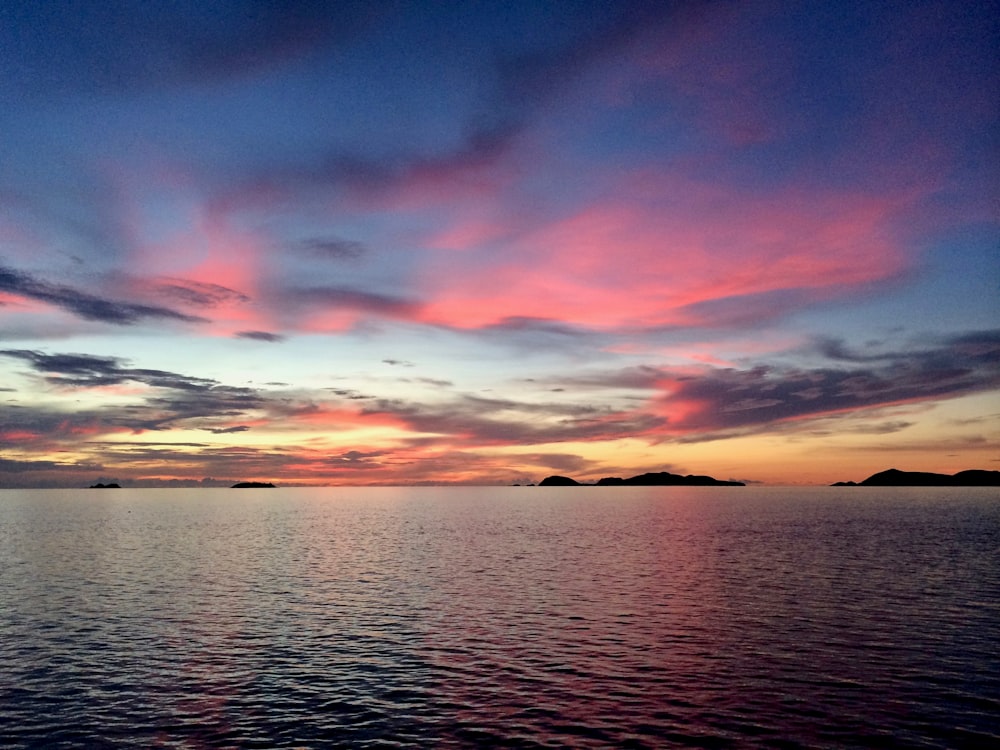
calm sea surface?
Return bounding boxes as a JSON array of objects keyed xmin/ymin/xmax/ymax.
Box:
[{"xmin": 1, "ymin": 487, "xmax": 998, "ymax": 749}]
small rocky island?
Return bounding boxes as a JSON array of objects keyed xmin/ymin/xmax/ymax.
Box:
[
  {"xmin": 231, "ymin": 481, "xmax": 276, "ymax": 488},
  {"xmin": 540, "ymin": 471, "xmax": 744, "ymax": 487},
  {"xmin": 89, "ymin": 482, "xmax": 121, "ymax": 488},
  {"xmin": 832, "ymin": 468, "xmax": 1000, "ymax": 486}
]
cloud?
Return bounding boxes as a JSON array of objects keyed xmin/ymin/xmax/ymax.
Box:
[
  {"xmin": 412, "ymin": 377, "xmax": 453, "ymax": 388},
  {"xmin": 486, "ymin": 1, "xmax": 688, "ymax": 129},
  {"xmin": 208, "ymin": 4, "xmax": 693, "ymax": 212},
  {"xmin": 154, "ymin": 279, "xmax": 250, "ymax": 308},
  {"xmin": 3, "ymin": 328, "xmax": 995, "ymax": 487},
  {"xmin": 1, "ymin": 1, "xmax": 385, "ymax": 94},
  {"xmin": 289, "ymin": 286, "xmax": 423, "ymax": 318},
  {"xmin": 480, "ymin": 317, "xmax": 590, "ymax": 338},
  {"xmin": 0, "ymin": 349, "xmax": 217, "ymax": 390},
  {"xmin": 326, "ymin": 449, "xmax": 387, "ymax": 467},
  {"xmin": 362, "ymin": 393, "xmax": 667, "ymax": 447},
  {"xmin": 414, "ymin": 179, "xmax": 912, "ymax": 333},
  {"xmin": 243, "ymin": 120, "xmax": 521, "ymax": 214},
  {"xmin": 671, "ymin": 289, "xmax": 817, "ymax": 330},
  {"xmin": 235, "ymin": 330, "xmax": 285, "ymax": 342},
  {"xmin": 325, "ymin": 388, "xmax": 372, "ymax": 400},
  {"xmin": 0, "ymin": 263, "xmax": 204, "ymax": 326},
  {"xmin": 652, "ymin": 329, "xmax": 1000, "ymax": 436},
  {"xmin": 87, "ymin": 440, "xmax": 211, "ymax": 448},
  {"xmin": 524, "ymin": 329, "xmax": 1000, "ymax": 445},
  {"xmin": 0, "ymin": 457, "xmax": 102, "ymax": 474},
  {"xmin": 556, "ymin": 365, "xmax": 667, "ymax": 391},
  {"xmin": 0, "ymin": 349, "xmax": 266, "ymax": 434},
  {"xmin": 295, "ymin": 237, "xmax": 367, "ymax": 261}
]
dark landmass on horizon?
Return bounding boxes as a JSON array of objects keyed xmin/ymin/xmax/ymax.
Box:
[
  {"xmin": 832, "ymin": 469, "xmax": 1000, "ymax": 486},
  {"xmin": 540, "ymin": 471, "xmax": 744, "ymax": 487},
  {"xmin": 88, "ymin": 482, "xmax": 121, "ymax": 489},
  {"xmin": 231, "ymin": 481, "xmax": 277, "ymax": 488}
]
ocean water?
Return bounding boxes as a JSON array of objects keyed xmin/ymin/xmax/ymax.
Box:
[{"xmin": 1, "ymin": 486, "xmax": 998, "ymax": 749}]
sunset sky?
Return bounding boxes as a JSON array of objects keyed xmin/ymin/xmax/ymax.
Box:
[{"xmin": 1, "ymin": 0, "xmax": 997, "ymax": 487}]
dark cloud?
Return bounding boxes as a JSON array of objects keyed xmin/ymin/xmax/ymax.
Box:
[
  {"xmin": 0, "ymin": 349, "xmax": 217, "ymax": 390},
  {"xmin": 87, "ymin": 440, "xmax": 210, "ymax": 448},
  {"xmin": 526, "ymin": 329, "xmax": 1000, "ymax": 443},
  {"xmin": 155, "ymin": 279, "xmax": 250, "ymax": 308},
  {"xmin": 272, "ymin": 121, "xmax": 519, "ymax": 199},
  {"xmin": 219, "ymin": 4, "xmax": 694, "ymax": 206},
  {"xmin": 1, "ymin": 0, "xmax": 387, "ymax": 94},
  {"xmin": 828, "ymin": 421, "xmax": 915, "ymax": 436},
  {"xmin": 289, "ymin": 286, "xmax": 422, "ymax": 318},
  {"xmin": 0, "ymin": 349, "xmax": 266, "ymax": 433},
  {"xmin": 527, "ymin": 453, "xmax": 595, "ymax": 474},
  {"xmin": 0, "ymin": 456, "xmax": 106, "ymax": 488},
  {"xmin": 0, "ymin": 263, "xmax": 204, "ymax": 326},
  {"xmin": 235, "ymin": 330, "xmax": 286, "ymax": 343},
  {"xmin": 177, "ymin": 2, "xmax": 384, "ymax": 81},
  {"xmin": 325, "ymin": 388, "xmax": 372, "ymax": 400},
  {"xmin": 0, "ymin": 457, "xmax": 102, "ymax": 474},
  {"xmin": 414, "ymin": 377, "xmax": 453, "ymax": 388},
  {"xmin": 326, "ymin": 449, "xmax": 387, "ymax": 467},
  {"xmin": 483, "ymin": 317, "xmax": 587, "ymax": 337},
  {"xmin": 661, "ymin": 330, "xmax": 1000, "ymax": 434},
  {"xmin": 382, "ymin": 359, "xmax": 414, "ymax": 367},
  {"xmin": 488, "ymin": 0, "xmax": 689, "ymax": 118},
  {"xmin": 362, "ymin": 393, "xmax": 666, "ymax": 447},
  {"xmin": 672, "ymin": 289, "xmax": 816, "ymax": 330},
  {"xmin": 460, "ymin": 317, "xmax": 600, "ymax": 355},
  {"xmin": 44, "ymin": 442, "xmax": 301, "ymax": 486},
  {"xmin": 138, "ymin": 390, "xmax": 264, "ymax": 431},
  {"xmin": 0, "ymin": 403, "xmax": 120, "ymax": 448},
  {"xmin": 296, "ymin": 237, "xmax": 367, "ymax": 261},
  {"xmin": 554, "ymin": 365, "xmax": 666, "ymax": 391},
  {"xmin": 203, "ymin": 426, "xmax": 251, "ymax": 435}
]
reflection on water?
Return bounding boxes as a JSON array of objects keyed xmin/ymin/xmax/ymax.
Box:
[{"xmin": 1, "ymin": 487, "xmax": 998, "ymax": 748}]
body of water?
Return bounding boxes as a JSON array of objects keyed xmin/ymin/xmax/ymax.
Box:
[{"xmin": 1, "ymin": 486, "xmax": 998, "ymax": 748}]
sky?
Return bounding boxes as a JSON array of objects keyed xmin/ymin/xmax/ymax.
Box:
[{"xmin": 0, "ymin": 0, "xmax": 997, "ymax": 488}]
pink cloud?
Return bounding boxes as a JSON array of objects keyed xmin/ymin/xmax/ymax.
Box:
[{"xmin": 416, "ymin": 174, "xmax": 910, "ymax": 331}]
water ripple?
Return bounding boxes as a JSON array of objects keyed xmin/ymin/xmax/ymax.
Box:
[{"xmin": 1, "ymin": 486, "xmax": 998, "ymax": 748}]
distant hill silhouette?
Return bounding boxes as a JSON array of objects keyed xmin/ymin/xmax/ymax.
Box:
[
  {"xmin": 89, "ymin": 482, "xmax": 120, "ymax": 488},
  {"xmin": 538, "ymin": 475, "xmax": 580, "ymax": 486},
  {"xmin": 540, "ymin": 471, "xmax": 743, "ymax": 487},
  {"xmin": 231, "ymin": 481, "xmax": 276, "ymax": 488},
  {"xmin": 832, "ymin": 469, "xmax": 1000, "ymax": 486}
]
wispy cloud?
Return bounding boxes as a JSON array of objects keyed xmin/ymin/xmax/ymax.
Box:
[
  {"xmin": 294, "ymin": 237, "xmax": 367, "ymax": 261},
  {"xmin": 287, "ymin": 286, "xmax": 423, "ymax": 319},
  {"xmin": 0, "ymin": 349, "xmax": 264, "ymax": 433},
  {"xmin": 0, "ymin": 263, "xmax": 204, "ymax": 326},
  {"xmin": 655, "ymin": 330, "xmax": 1000, "ymax": 435},
  {"xmin": 235, "ymin": 330, "xmax": 285, "ymax": 343},
  {"xmin": 1, "ymin": 349, "xmax": 216, "ymax": 390},
  {"xmin": 154, "ymin": 279, "xmax": 250, "ymax": 308}
]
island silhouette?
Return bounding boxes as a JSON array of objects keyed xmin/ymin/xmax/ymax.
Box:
[
  {"xmin": 832, "ymin": 468, "xmax": 1000, "ymax": 486},
  {"xmin": 539, "ymin": 471, "xmax": 744, "ymax": 486},
  {"xmin": 88, "ymin": 482, "xmax": 121, "ymax": 488},
  {"xmin": 231, "ymin": 481, "xmax": 277, "ymax": 488}
]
